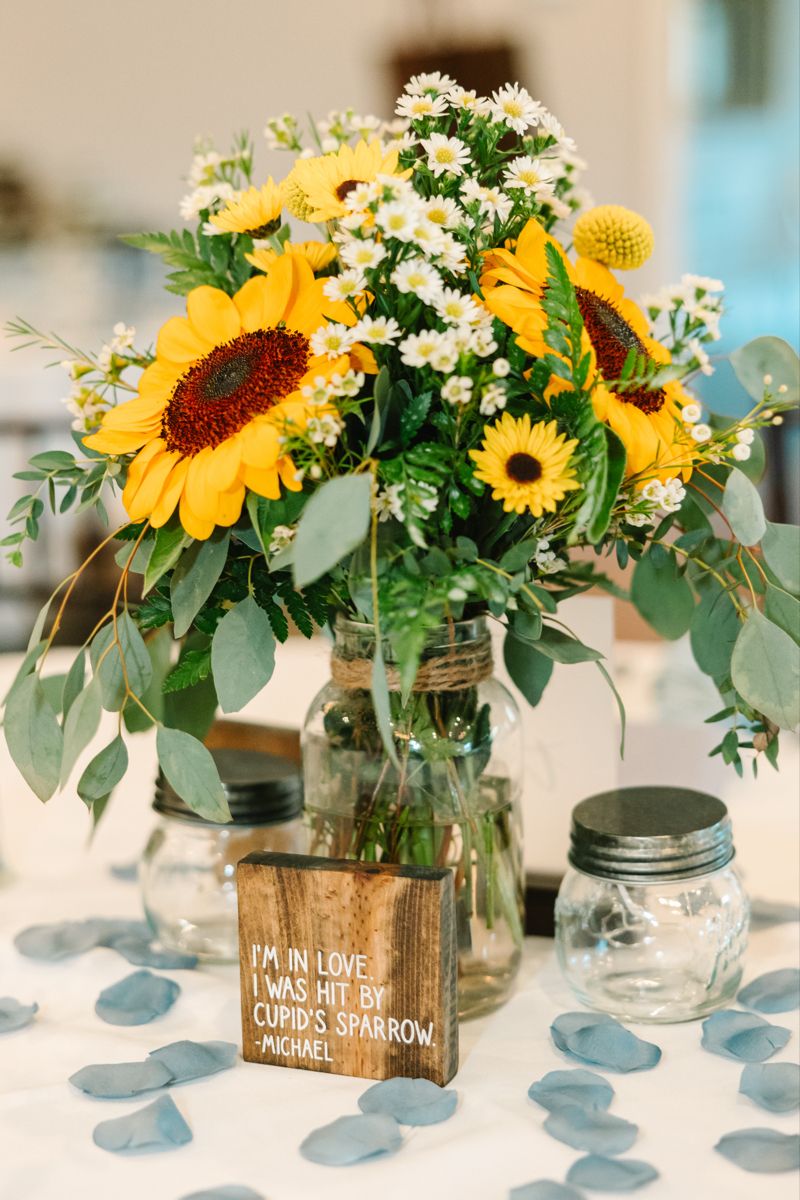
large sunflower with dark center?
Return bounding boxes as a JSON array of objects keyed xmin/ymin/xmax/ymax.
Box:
[
  {"xmin": 481, "ymin": 220, "xmax": 694, "ymax": 479},
  {"xmin": 85, "ymin": 255, "xmax": 375, "ymax": 540}
]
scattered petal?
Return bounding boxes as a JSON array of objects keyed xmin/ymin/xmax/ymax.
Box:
[
  {"xmin": 567, "ymin": 1155, "xmax": 659, "ymax": 1191},
  {"xmin": 69, "ymin": 1060, "xmax": 173, "ymax": 1099},
  {"xmin": 108, "ymin": 933, "xmax": 198, "ymax": 970},
  {"xmin": 749, "ymin": 900, "xmax": 800, "ymax": 931},
  {"xmin": 0, "ymin": 997, "xmax": 38, "ymax": 1033},
  {"xmin": 551, "ymin": 1012, "xmax": 661, "ymax": 1073},
  {"xmin": 739, "ymin": 969, "xmax": 800, "ymax": 1014},
  {"xmin": 92, "ymin": 1094, "xmax": 192, "ymax": 1154},
  {"xmin": 179, "ymin": 1190, "xmax": 264, "ymax": 1200},
  {"xmin": 528, "ymin": 1069, "xmax": 614, "ymax": 1113},
  {"xmin": 701, "ymin": 1010, "xmax": 791, "ymax": 1062},
  {"xmin": 509, "ymin": 1184, "xmax": 585, "ymax": 1200},
  {"xmin": 739, "ymin": 1063, "xmax": 800, "ymax": 1113},
  {"xmin": 358, "ymin": 1077, "xmax": 457, "ymax": 1126},
  {"xmin": 714, "ymin": 1128, "xmax": 800, "ymax": 1174},
  {"xmin": 110, "ymin": 862, "xmax": 139, "ymax": 882},
  {"xmin": 95, "ymin": 970, "xmax": 180, "ymax": 1026},
  {"xmin": 544, "ymin": 1105, "xmax": 638, "ymax": 1155},
  {"xmin": 15, "ymin": 919, "xmax": 113, "ymax": 961},
  {"xmin": 148, "ymin": 1039, "xmax": 238, "ymax": 1084},
  {"xmin": 299, "ymin": 1114, "xmax": 403, "ymax": 1166}
]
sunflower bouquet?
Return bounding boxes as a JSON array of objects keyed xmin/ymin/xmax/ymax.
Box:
[{"xmin": 3, "ymin": 71, "xmax": 798, "ymax": 842}]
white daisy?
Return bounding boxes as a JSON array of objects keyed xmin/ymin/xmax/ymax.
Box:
[
  {"xmin": 687, "ymin": 338, "xmax": 714, "ymax": 376},
  {"xmin": 441, "ymin": 376, "xmax": 474, "ymax": 406},
  {"xmin": 434, "ymin": 234, "xmax": 469, "ymax": 275},
  {"xmin": 430, "ymin": 339, "xmax": 460, "ymax": 373},
  {"xmin": 479, "ymin": 384, "xmax": 507, "ymax": 416},
  {"xmin": 406, "ymin": 71, "xmax": 456, "ymax": 96},
  {"xmin": 339, "ymin": 238, "xmax": 386, "ymax": 271},
  {"xmin": 391, "ymin": 258, "xmax": 444, "ymax": 305},
  {"xmin": 376, "ymin": 200, "xmax": 420, "ymax": 242},
  {"xmin": 395, "ymin": 93, "xmax": 449, "ymax": 121},
  {"xmin": 682, "ymin": 273, "xmax": 724, "ymax": 294},
  {"xmin": 435, "ymin": 288, "xmax": 484, "ymax": 327},
  {"xmin": 343, "ymin": 180, "xmax": 383, "ymax": 212},
  {"xmin": 323, "ymin": 270, "xmax": 365, "ymax": 302},
  {"xmin": 328, "ymin": 369, "xmax": 365, "ymax": 398},
  {"xmin": 471, "ymin": 327, "xmax": 498, "ymax": 357},
  {"xmin": 503, "ymin": 156, "xmax": 557, "ymax": 197},
  {"xmin": 350, "ymin": 113, "xmax": 383, "ymax": 139},
  {"xmin": 490, "ymin": 83, "xmax": 544, "ymax": 134},
  {"xmin": 420, "ymin": 133, "xmax": 471, "ymax": 178},
  {"xmin": 179, "ymin": 182, "xmax": 235, "ymax": 221},
  {"xmin": 309, "ymin": 323, "xmax": 356, "ymax": 359},
  {"xmin": 374, "ymin": 482, "xmax": 405, "ymax": 522},
  {"xmin": 399, "ymin": 330, "xmax": 443, "ymax": 368},
  {"xmin": 446, "ymin": 86, "xmax": 490, "ymax": 115},
  {"xmin": 461, "ymin": 178, "xmax": 513, "ymax": 223},
  {"xmin": 109, "ymin": 322, "xmax": 136, "ymax": 354},
  {"xmin": 538, "ymin": 111, "xmax": 565, "ymax": 141},
  {"xmin": 268, "ymin": 525, "xmax": 296, "ymax": 555},
  {"xmin": 424, "ymin": 195, "xmax": 461, "ymax": 229},
  {"xmin": 353, "ymin": 315, "xmax": 401, "ymax": 345}
]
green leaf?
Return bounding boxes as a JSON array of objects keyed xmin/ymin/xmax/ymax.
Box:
[
  {"xmin": 722, "ymin": 469, "xmax": 766, "ymax": 547},
  {"xmin": 764, "ymin": 585, "xmax": 800, "ymax": 642},
  {"xmin": 61, "ymin": 650, "xmax": 86, "ymax": 718},
  {"xmin": 503, "ymin": 631, "xmax": 554, "ymax": 706},
  {"xmin": 90, "ymin": 614, "xmax": 153, "ymax": 711},
  {"xmin": 631, "ymin": 548, "xmax": 695, "ymax": 640},
  {"xmin": 211, "ymin": 596, "xmax": 276, "ymax": 713},
  {"xmin": 3, "ymin": 674, "xmax": 63, "ymax": 801},
  {"xmin": 595, "ymin": 660, "xmax": 626, "ymax": 757},
  {"xmin": 2, "ymin": 641, "xmax": 46, "ymax": 706},
  {"xmin": 170, "ymin": 529, "xmax": 230, "ymax": 638},
  {"xmin": 730, "ymin": 336, "xmax": 799, "ymax": 404},
  {"xmin": 163, "ymin": 646, "xmax": 212, "ymax": 694},
  {"xmin": 28, "ymin": 450, "xmax": 76, "ymax": 471},
  {"xmin": 690, "ymin": 587, "xmax": 740, "ymax": 683},
  {"xmin": 77, "ymin": 736, "xmax": 128, "ymax": 805},
  {"xmin": 587, "ymin": 427, "xmax": 627, "ymax": 544},
  {"xmin": 26, "ymin": 597, "xmax": 52, "ymax": 652},
  {"xmin": 293, "ymin": 475, "xmax": 371, "ymax": 588},
  {"xmin": 731, "ymin": 609, "xmax": 800, "ymax": 730},
  {"xmin": 124, "ymin": 626, "xmax": 171, "ymax": 732},
  {"xmin": 370, "ymin": 642, "xmax": 400, "ymax": 768},
  {"xmin": 762, "ymin": 522, "xmax": 800, "ymax": 595},
  {"xmin": 163, "ymin": 671, "xmax": 218, "ymax": 741},
  {"xmin": 367, "ymin": 366, "xmax": 391, "ymax": 454},
  {"xmin": 400, "ymin": 389, "xmax": 432, "ymax": 446},
  {"xmin": 156, "ymin": 725, "xmax": 230, "ymax": 822},
  {"xmin": 144, "ymin": 523, "xmax": 189, "ymax": 595},
  {"xmin": 59, "ymin": 676, "xmax": 102, "ymax": 786},
  {"xmin": 536, "ymin": 625, "xmax": 604, "ymax": 664}
]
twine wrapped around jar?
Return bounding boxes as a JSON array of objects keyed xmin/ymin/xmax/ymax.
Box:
[{"xmin": 330, "ymin": 637, "xmax": 493, "ymax": 693}]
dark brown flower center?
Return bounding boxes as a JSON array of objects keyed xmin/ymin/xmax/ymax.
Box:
[
  {"xmin": 506, "ymin": 452, "xmax": 542, "ymax": 483},
  {"xmin": 163, "ymin": 328, "xmax": 310, "ymax": 455},
  {"xmin": 574, "ymin": 286, "xmax": 665, "ymax": 414},
  {"xmin": 243, "ymin": 218, "xmax": 282, "ymax": 239},
  {"xmin": 335, "ymin": 178, "xmax": 361, "ymax": 201}
]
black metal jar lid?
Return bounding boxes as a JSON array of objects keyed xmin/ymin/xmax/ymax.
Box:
[
  {"xmin": 569, "ymin": 786, "xmax": 734, "ymax": 882},
  {"xmin": 154, "ymin": 747, "xmax": 303, "ymax": 827}
]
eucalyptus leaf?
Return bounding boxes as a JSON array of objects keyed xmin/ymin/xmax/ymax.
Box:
[
  {"xmin": 90, "ymin": 614, "xmax": 153, "ymax": 712},
  {"xmin": 739, "ymin": 1063, "xmax": 800, "ymax": 1113},
  {"xmin": 3, "ymin": 673, "xmax": 63, "ymax": 801},
  {"xmin": 730, "ymin": 336, "xmax": 799, "ymax": 404},
  {"xmin": 124, "ymin": 625, "xmax": 171, "ymax": 732},
  {"xmin": 156, "ymin": 726, "xmax": 230, "ymax": 822},
  {"xmin": 764, "ymin": 586, "xmax": 800, "ymax": 642},
  {"xmin": 293, "ymin": 474, "xmax": 371, "ymax": 588},
  {"xmin": 631, "ymin": 548, "xmax": 694, "ymax": 639},
  {"xmin": 26, "ymin": 596, "xmax": 52, "ymax": 652},
  {"xmin": 358, "ymin": 1077, "xmax": 458, "ymax": 1125},
  {"xmin": 59, "ymin": 676, "xmax": 102, "ymax": 786},
  {"xmin": 211, "ymin": 596, "xmax": 275, "ymax": 713},
  {"xmin": 371, "ymin": 643, "xmax": 400, "ymax": 769},
  {"xmin": 144, "ymin": 523, "xmax": 189, "ymax": 595},
  {"xmin": 723, "ymin": 469, "xmax": 766, "ymax": 547},
  {"xmin": 61, "ymin": 649, "xmax": 86, "ymax": 718},
  {"xmin": 2, "ymin": 640, "xmax": 46, "ymax": 706},
  {"xmin": 78, "ymin": 736, "xmax": 129, "ymax": 804},
  {"xmin": 690, "ymin": 588, "xmax": 740, "ymax": 683},
  {"xmin": 567, "ymin": 1156, "xmax": 659, "ymax": 1192},
  {"xmin": 299, "ymin": 1113, "xmax": 402, "ymax": 1166},
  {"xmin": 714, "ymin": 1128, "xmax": 800, "ymax": 1174},
  {"xmin": 731, "ymin": 609, "xmax": 800, "ymax": 730},
  {"xmin": 535, "ymin": 626, "xmax": 604, "ymax": 664},
  {"xmin": 762, "ymin": 522, "xmax": 800, "ymax": 595},
  {"xmin": 92, "ymin": 1094, "xmax": 192, "ymax": 1154},
  {"xmin": 503, "ymin": 632, "xmax": 554, "ymax": 707},
  {"xmin": 95, "ymin": 969, "xmax": 180, "ymax": 1026},
  {"xmin": 170, "ymin": 529, "xmax": 230, "ymax": 638}
]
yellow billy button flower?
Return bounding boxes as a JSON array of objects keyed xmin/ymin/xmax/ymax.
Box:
[
  {"xmin": 470, "ymin": 413, "xmax": 580, "ymax": 517},
  {"xmin": 209, "ymin": 178, "xmax": 284, "ymax": 238},
  {"xmin": 572, "ymin": 205, "xmax": 654, "ymax": 271}
]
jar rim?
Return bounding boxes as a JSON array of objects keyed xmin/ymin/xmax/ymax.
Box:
[
  {"xmin": 334, "ymin": 612, "xmax": 489, "ymax": 651},
  {"xmin": 565, "ymin": 852, "xmax": 739, "ymax": 886}
]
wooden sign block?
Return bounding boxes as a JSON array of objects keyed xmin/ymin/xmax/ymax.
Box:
[{"xmin": 237, "ymin": 851, "xmax": 458, "ymax": 1085}]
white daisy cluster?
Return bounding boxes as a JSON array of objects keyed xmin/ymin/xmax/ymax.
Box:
[
  {"xmin": 60, "ymin": 379, "xmax": 106, "ymax": 432},
  {"xmin": 97, "ymin": 322, "xmax": 136, "ymax": 371},
  {"xmin": 374, "ymin": 479, "xmax": 438, "ymax": 526},
  {"xmin": 626, "ymin": 476, "xmax": 687, "ymax": 527},
  {"xmin": 534, "ymin": 539, "xmax": 567, "ymax": 575},
  {"xmin": 265, "ymin": 107, "xmax": 409, "ymax": 156},
  {"xmin": 307, "ymin": 412, "xmax": 343, "ymax": 449},
  {"xmin": 263, "ymin": 113, "xmax": 303, "ymax": 152},
  {"xmin": 179, "ymin": 140, "xmax": 250, "ymax": 221},
  {"xmin": 641, "ymin": 275, "xmax": 725, "ymax": 372}
]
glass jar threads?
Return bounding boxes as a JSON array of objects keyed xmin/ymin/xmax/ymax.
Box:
[
  {"xmin": 141, "ymin": 746, "xmax": 306, "ymax": 962},
  {"xmin": 555, "ymin": 787, "xmax": 749, "ymax": 1022}
]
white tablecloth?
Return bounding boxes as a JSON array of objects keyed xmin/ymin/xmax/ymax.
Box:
[{"xmin": 1, "ymin": 643, "xmax": 799, "ymax": 1199}]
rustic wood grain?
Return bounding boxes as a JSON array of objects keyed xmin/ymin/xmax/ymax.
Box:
[{"xmin": 238, "ymin": 852, "xmax": 458, "ymax": 1085}]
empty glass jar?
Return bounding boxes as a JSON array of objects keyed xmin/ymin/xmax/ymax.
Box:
[
  {"xmin": 141, "ymin": 747, "xmax": 306, "ymax": 962},
  {"xmin": 555, "ymin": 787, "xmax": 749, "ymax": 1022}
]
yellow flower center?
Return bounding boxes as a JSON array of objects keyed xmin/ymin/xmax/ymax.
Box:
[{"xmin": 503, "ymin": 100, "xmax": 523, "ymax": 118}]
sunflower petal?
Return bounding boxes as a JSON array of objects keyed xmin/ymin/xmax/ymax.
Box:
[
  {"xmin": 123, "ymin": 439, "xmax": 166, "ymax": 496},
  {"xmin": 124, "ymin": 450, "xmax": 181, "ymax": 521},
  {"xmin": 150, "ymin": 458, "xmax": 189, "ymax": 528},
  {"xmin": 214, "ymin": 483, "xmax": 246, "ymax": 527},
  {"xmin": 184, "ymin": 447, "xmax": 219, "ymax": 522},
  {"xmin": 156, "ymin": 316, "xmax": 210, "ymax": 363},
  {"xmin": 179, "ymin": 492, "xmax": 215, "ymax": 541},
  {"xmin": 206, "ymin": 437, "xmax": 243, "ymax": 491},
  {"xmin": 240, "ymin": 463, "xmax": 282, "ymax": 499},
  {"xmin": 187, "ymin": 286, "xmax": 241, "ymax": 345},
  {"xmin": 239, "ymin": 421, "xmax": 281, "ymax": 468},
  {"xmin": 83, "ymin": 428, "xmax": 153, "ymax": 455}
]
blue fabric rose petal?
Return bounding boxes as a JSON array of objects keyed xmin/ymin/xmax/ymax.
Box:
[
  {"xmin": 0, "ymin": 997, "xmax": 38, "ymax": 1033},
  {"xmin": 749, "ymin": 900, "xmax": 800, "ymax": 930},
  {"xmin": 701, "ymin": 1010, "xmax": 791, "ymax": 1062},
  {"xmin": 551, "ymin": 1012, "xmax": 661, "ymax": 1073},
  {"xmin": 14, "ymin": 917, "xmax": 197, "ymax": 970},
  {"xmin": 110, "ymin": 862, "xmax": 139, "ymax": 882},
  {"xmin": 148, "ymin": 1039, "xmax": 238, "ymax": 1083},
  {"xmin": 69, "ymin": 1059, "xmax": 173, "ymax": 1099},
  {"xmin": 529, "ymin": 1068, "xmax": 614, "ymax": 1114},
  {"xmin": 95, "ymin": 970, "xmax": 180, "ymax": 1026},
  {"xmin": 299, "ymin": 1114, "xmax": 403, "ymax": 1165},
  {"xmin": 108, "ymin": 933, "xmax": 198, "ymax": 971},
  {"xmin": 739, "ymin": 1063, "xmax": 800, "ymax": 1113},
  {"xmin": 179, "ymin": 1189, "xmax": 264, "ymax": 1200},
  {"xmin": 358, "ymin": 1077, "xmax": 457, "ymax": 1125},
  {"xmin": 567, "ymin": 1155, "xmax": 659, "ymax": 1191},
  {"xmin": 715, "ymin": 1128, "xmax": 800, "ymax": 1173},
  {"xmin": 92, "ymin": 1094, "xmax": 192, "ymax": 1154},
  {"xmin": 738, "ymin": 969, "xmax": 800, "ymax": 1014},
  {"xmin": 15, "ymin": 920, "xmax": 109, "ymax": 961},
  {"xmin": 509, "ymin": 1184, "xmax": 585, "ymax": 1200},
  {"xmin": 544, "ymin": 1105, "xmax": 638, "ymax": 1155}
]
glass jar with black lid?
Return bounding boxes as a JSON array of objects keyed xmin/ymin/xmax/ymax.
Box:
[
  {"xmin": 555, "ymin": 786, "xmax": 749, "ymax": 1022},
  {"xmin": 141, "ymin": 746, "xmax": 306, "ymax": 962}
]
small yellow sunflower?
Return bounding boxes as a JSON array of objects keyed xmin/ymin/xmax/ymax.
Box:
[
  {"xmin": 285, "ymin": 139, "xmax": 412, "ymax": 223},
  {"xmin": 84, "ymin": 255, "xmax": 374, "ymax": 540},
  {"xmin": 470, "ymin": 413, "xmax": 579, "ymax": 516},
  {"xmin": 209, "ymin": 179, "xmax": 284, "ymax": 237},
  {"xmin": 481, "ymin": 220, "xmax": 693, "ymax": 479},
  {"xmin": 246, "ymin": 240, "xmax": 337, "ymax": 275}
]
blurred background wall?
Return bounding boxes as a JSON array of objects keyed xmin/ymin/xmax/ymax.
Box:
[{"xmin": 0, "ymin": 0, "xmax": 797, "ymax": 648}]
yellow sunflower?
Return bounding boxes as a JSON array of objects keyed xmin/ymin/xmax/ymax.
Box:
[
  {"xmin": 84, "ymin": 255, "xmax": 375, "ymax": 540},
  {"xmin": 481, "ymin": 219, "xmax": 693, "ymax": 479},
  {"xmin": 209, "ymin": 179, "xmax": 284, "ymax": 237},
  {"xmin": 285, "ymin": 139, "xmax": 412, "ymax": 223},
  {"xmin": 470, "ymin": 413, "xmax": 579, "ymax": 516},
  {"xmin": 246, "ymin": 240, "xmax": 337, "ymax": 275}
]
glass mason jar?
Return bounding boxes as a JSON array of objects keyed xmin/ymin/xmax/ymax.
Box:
[
  {"xmin": 555, "ymin": 787, "xmax": 749, "ymax": 1022},
  {"xmin": 141, "ymin": 746, "xmax": 306, "ymax": 962},
  {"xmin": 302, "ymin": 614, "xmax": 525, "ymax": 1020}
]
